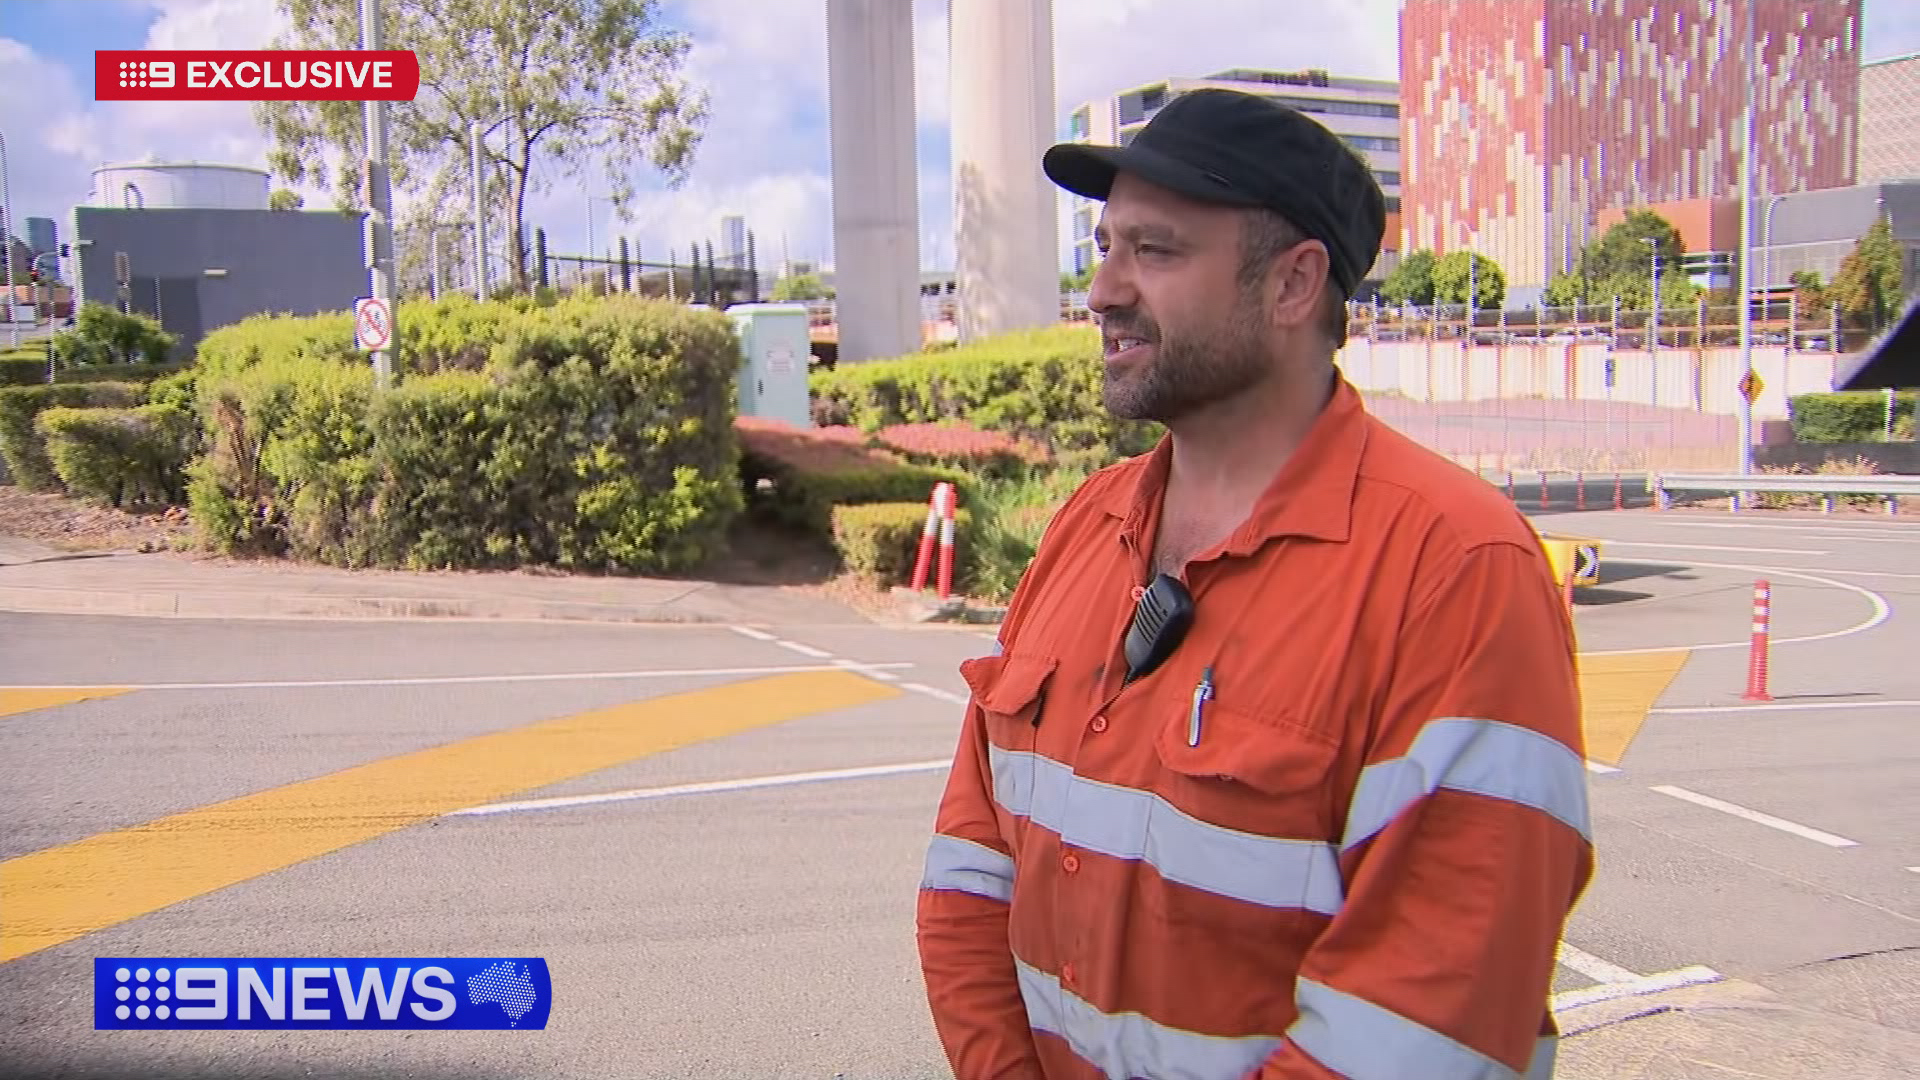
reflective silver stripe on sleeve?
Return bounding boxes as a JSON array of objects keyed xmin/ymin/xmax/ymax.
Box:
[
  {"xmin": 1016, "ymin": 957, "xmax": 1283, "ymax": 1080},
  {"xmin": 988, "ymin": 745, "xmax": 1345, "ymax": 916},
  {"xmin": 1290, "ymin": 977, "xmax": 1551, "ymax": 1080},
  {"xmin": 1340, "ymin": 716, "xmax": 1591, "ymax": 852},
  {"xmin": 919, "ymin": 834, "xmax": 1014, "ymax": 903},
  {"xmin": 1524, "ymin": 1034, "xmax": 1557, "ymax": 1079}
]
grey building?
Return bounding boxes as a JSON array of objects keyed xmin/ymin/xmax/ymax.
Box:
[
  {"xmin": 70, "ymin": 206, "xmax": 367, "ymax": 361},
  {"xmin": 25, "ymin": 217, "xmax": 57, "ymax": 258},
  {"xmin": 1752, "ymin": 180, "xmax": 1920, "ymax": 295}
]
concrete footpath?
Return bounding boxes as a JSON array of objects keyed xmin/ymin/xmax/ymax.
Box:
[
  {"xmin": 0, "ymin": 538, "xmax": 879, "ymax": 626},
  {"xmin": 1552, "ymin": 951, "xmax": 1920, "ymax": 1078}
]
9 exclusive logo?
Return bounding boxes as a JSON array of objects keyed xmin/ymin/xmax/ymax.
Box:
[{"xmin": 95, "ymin": 50, "xmax": 420, "ymax": 101}]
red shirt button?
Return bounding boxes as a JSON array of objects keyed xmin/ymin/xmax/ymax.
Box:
[
  {"xmin": 1062, "ymin": 853, "xmax": 1080, "ymax": 873},
  {"xmin": 1089, "ymin": 715, "xmax": 1109, "ymax": 733}
]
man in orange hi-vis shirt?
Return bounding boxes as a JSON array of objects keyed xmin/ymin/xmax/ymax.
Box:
[{"xmin": 915, "ymin": 88, "xmax": 1594, "ymax": 1080}]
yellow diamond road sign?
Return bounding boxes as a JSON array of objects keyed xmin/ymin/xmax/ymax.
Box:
[{"xmin": 1738, "ymin": 369, "xmax": 1763, "ymax": 403}]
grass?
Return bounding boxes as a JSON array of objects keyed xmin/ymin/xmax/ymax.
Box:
[{"xmin": 961, "ymin": 464, "xmax": 1094, "ymax": 604}]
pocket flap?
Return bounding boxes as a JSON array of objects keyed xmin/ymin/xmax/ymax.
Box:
[
  {"xmin": 1154, "ymin": 700, "xmax": 1337, "ymax": 795},
  {"xmin": 959, "ymin": 652, "xmax": 1059, "ymax": 715}
]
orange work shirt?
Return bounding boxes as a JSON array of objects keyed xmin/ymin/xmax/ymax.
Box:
[{"xmin": 916, "ymin": 375, "xmax": 1594, "ymax": 1080}]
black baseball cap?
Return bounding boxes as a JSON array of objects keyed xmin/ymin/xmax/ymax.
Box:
[{"xmin": 1042, "ymin": 88, "xmax": 1386, "ymax": 299}]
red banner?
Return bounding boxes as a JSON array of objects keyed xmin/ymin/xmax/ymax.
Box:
[{"xmin": 95, "ymin": 50, "xmax": 420, "ymax": 101}]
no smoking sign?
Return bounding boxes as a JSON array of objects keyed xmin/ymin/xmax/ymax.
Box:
[{"xmin": 354, "ymin": 297, "xmax": 392, "ymax": 351}]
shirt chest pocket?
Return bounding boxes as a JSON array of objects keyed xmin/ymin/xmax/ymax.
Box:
[
  {"xmin": 958, "ymin": 652, "xmax": 1060, "ymax": 828},
  {"xmin": 1140, "ymin": 695, "xmax": 1348, "ymax": 927}
]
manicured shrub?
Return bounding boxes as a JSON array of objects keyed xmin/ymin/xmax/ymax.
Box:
[
  {"xmin": 829, "ymin": 500, "xmax": 975, "ymax": 587},
  {"xmin": 1788, "ymin": 391, "xmax": 1917, "ymax": 442},
  {"xmin": 186, "ymin": 293, "xmax": 745, "ymax": 573},
  {"xmin": 0, "ymin": 382, "xmax": 147, "ymax": 491},
  {"xmin": 809, "ymin": 324, "xmax": 1158, "ymax": 464},
  {"xmin": 36, "ymin": 402, "xmax": 196, "ymax": 509}
]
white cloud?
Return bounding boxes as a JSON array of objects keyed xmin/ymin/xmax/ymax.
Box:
[{"xmin": 5, "ymin": 0, "xmax": 1409, "ymax": 279}]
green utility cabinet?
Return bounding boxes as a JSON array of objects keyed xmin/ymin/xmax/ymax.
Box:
[{"xmin": 729, "ymin": 303, "xmax": 813, "ymax": 429}]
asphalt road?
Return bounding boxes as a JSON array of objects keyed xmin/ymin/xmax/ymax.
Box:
[{"xmin": 2, "ymin": 506, "xmax": 1915, "ymax": 1079}]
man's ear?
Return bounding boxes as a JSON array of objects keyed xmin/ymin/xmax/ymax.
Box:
[{"xmin": 1269, "ymin": 241, "xmax": 1332, "ymax": 332}]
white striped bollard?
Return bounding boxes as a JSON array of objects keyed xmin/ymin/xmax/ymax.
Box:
[{"xmin": 1743, "ymin": 579, "xmax": 1773, "ymax": 702}]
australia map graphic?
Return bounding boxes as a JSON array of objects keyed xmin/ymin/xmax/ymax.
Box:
[{"xmin": 465, "ymin": 961, "xmax": 541, "ymax": 1026}]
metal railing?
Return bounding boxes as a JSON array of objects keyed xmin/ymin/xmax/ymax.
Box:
[{"xmin": 1651, "ymin": 472, "xmax": 1920, "ymax": 512}]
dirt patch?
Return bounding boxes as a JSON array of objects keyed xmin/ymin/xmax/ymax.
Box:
[{"xmin": 0, "ymin": 485, "xmax": 193, "ymax": 553}]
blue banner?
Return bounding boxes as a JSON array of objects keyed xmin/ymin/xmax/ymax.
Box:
[{"xmin": 94, "ymin": 958, "xmax": 550, "ymax": 1030}]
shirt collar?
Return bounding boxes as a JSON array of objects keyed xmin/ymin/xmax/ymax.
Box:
[{"xmin": 1104, "ymin": 373, "xmax": 1369, "ymax": 554}]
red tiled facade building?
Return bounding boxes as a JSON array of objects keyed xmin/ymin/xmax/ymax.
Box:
[{"xmin": 1399, "ymin": 0, "xmax": 1862, "ymax": 296}]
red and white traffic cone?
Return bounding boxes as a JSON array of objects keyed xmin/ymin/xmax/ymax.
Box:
[
  {"xmin": 908, "ymin": 482, "xmax": 950, "ymax": 593},
  {"xmin": 1743, "ymin": 579, "xmax": 1773, "ymax": 702},
  {"xmin": 1613, "ymin": 471, "xmax": 1625, "ymax": 511}
]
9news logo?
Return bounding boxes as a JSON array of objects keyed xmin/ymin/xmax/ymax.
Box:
[{"xmin": 94, "ymin": 958, "xmax": 550, "ymax": 1030}]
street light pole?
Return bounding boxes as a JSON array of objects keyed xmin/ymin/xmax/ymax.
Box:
[
  {"xmin": 470, "ymin": 121, "xmax": 488, "ymax": 298},
  {"xmin": 0, "ymin": 131, "xmax": 16, "ymax": 347},
  {"xmin": 1735, "ymin": 0, "xmax": 1756, "ymax": 478},
  {"xmin": 1644, "ymin": 236, "xmax": 1659, "ymax": 355},
  {"xmin": 359, "ymin": 0, "xmax": 396, "ymax": 390}
]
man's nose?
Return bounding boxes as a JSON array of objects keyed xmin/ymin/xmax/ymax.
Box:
[{"xmin": 1086, "ymin": 255, "xmax": 1133, "ymax": 315}]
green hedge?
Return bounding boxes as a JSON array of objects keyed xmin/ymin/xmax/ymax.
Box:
[
  {"xmin": 0, "ymin": 382, "xmax": 147, "ymax": 491},
  {"xmin": 1789, "ymin": 391, "xmax": 1918, "ymax": 442},
  {"xmin": 808, "ymin": 325, "xmax": 1160, "ymax": 462},
  {"xmin": 830, "ymin": 501, "xmax": 975, "ymax": 587},
  {"xmin": 36, "ymin": 403, "xmax": 196, "ymax": 508},
  {"xmin": 186, "ymin": 293, "xmax": 744, "ymax": 573},
  {"xmin": 0, "ymin": 352, "xmax": 46, "ymax": 387}
]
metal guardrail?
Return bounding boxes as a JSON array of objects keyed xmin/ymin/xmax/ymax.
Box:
[{"xmin": 1650, "ymin": 472, "xmax": 1920, "ymax": 512}]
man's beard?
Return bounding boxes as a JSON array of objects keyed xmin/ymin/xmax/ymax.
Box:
[{"xmin": 1100, "ymin": 294, "xmax": 1268, "ymax": 424}]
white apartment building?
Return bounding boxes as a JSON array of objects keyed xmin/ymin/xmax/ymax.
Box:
[{"xmin": 1063, "ymin": 68, "xmax": 1403, "ymax": 283}]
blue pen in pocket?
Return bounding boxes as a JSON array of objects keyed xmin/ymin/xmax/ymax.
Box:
[{"xmin": 1187, "ymin": 666, "xmax": 1214, "ymax": 747}]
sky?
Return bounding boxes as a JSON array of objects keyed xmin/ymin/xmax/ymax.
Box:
[{"xmin": 2, "ymin": 0, "xmax": 1918, "ymax": 277}]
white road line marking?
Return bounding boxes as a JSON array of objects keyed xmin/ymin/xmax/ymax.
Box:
[
  {"xmin": 448, "ymin": 759, "xmax": 954, "ymax": 816},
  {"xmin": 728, "ymin": 626, "xmax": 778, "ymax": 641},
  {"xmin": 1579, "ymin": 561, "xmax": 1891, "ymax": 656},
  {"xmin": 1652, "ymin": 699, "xmax": 1920, "ymax": 715},
  {"xmin": 1557, "ymin": 942, "xmax": 1642, "ymax": 984},
  {"xmin": 1603, "ymin": 541, "xmax": 1830, "ymax": 555},
  {"xmin": 774, "ymin": 640, "xmax": 834, "ymax": 659},
  {"xmin": 1585, "ymin": 761, "xmax": 1622, "ymax": 774},
  {"xmin": 1651, "ymin": 785, "xmax": 1860, "ymax": 848},
  {"xmin": 833, "ymin": 659, "xmax": 902, "ymax": 681},
  {"xmin": 1662, "ymin": 521, "xmax": 1920, "ymax": 537},
  {"xmin": 901, "ymin": 681, "xmax": 969, "ymax": 705},
  {"xmin": 1551, "ymin": 966, "xmax": 1724, "ymax": 1013},
  {"xmin": 1, "ymin": 661, "xmax": 915, "ymax": 693}
]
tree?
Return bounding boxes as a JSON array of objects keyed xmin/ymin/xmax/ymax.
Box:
[
  {"xmin": 771, "ymin": 273, "xmax": 831, "ymax": 302},
  {"xmin": 1789, "ymin": 269, "xmax": 1830, "ymax": 322},
  {"xmin": 1557, "ymin": 209, "xmax": 1687, "ymax": 309},
  {"xmin": 1061, "ymin": 265, "xmax": 1095, "ymax": 292},
  {"xmin": 1430, "ymin": 251, "xmax": 1505, "ymax": 310},
  {"xmin": 269, "ymin": 187, "xmax": 305, "ymax": 211},
  {"xmin": 1378, "ymin": 248, "xmax": 1436, "ymax": 307},
  {"xmin": 257, "ymin": 0, "xmax": 709, "ymax": 293},
  {"xmin": 1829, "ymin": 216, "xmax": 1904, "ymax": 331}
]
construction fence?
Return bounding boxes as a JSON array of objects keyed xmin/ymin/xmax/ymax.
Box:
[{"xmin": 1337, "ymin": 299, "xmax": 1857, "ymax": 478}]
